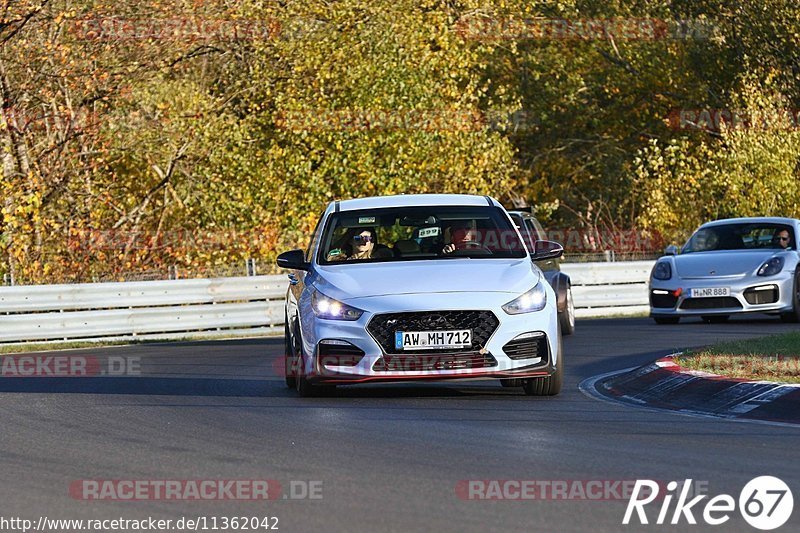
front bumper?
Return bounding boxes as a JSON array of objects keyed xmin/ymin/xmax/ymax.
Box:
[
  {"xmin": 297, "ymin": 291, "xmax": 559, "ymax": 384},
  {"xmin": 649, "ymin": 272, "xmax": 794, "ymax": 317},
  {"xmin": 311, "ymin": 363, "xmax": 553, "ymax": 385}
]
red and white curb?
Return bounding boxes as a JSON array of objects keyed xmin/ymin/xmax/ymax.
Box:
[{"xmin": 580, "ymin": 354, "xmax": 800, "ymax": 426}]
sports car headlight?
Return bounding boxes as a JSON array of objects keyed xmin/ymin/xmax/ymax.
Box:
[
  {"xmin": 757, "ymin": 257, "xmax": 784, "ymax": 277},
  {"xmin": 311, "ymin": 290, "xmax": 364, "ymax": 320},
  {"xmin": 652, "ymin": 261, "xmax": 672, "ymax": 280},
  {"xmin": 502, "ymin": 283, "xmax": 547, "ymax": 314}
]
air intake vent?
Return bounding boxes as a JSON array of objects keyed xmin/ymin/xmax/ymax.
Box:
[
  {"xmin": 502, "ymin": 333, "xmax": 549, "ymax": 361},
  {"xmin": 317, "ymin": 341, "xmax": 365, "ymax": 367},
  {"xmin": 680, "ymin": 297, "xmax": 742, "ymax": 310},
  {"xmin": 743, "ymin": 286, "xmax": 779, "ymax": 305},
  {"xmin": 373, "ymin": 352, "xmax": 497, "ymax": 372}
]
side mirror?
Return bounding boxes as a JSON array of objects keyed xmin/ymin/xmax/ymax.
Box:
[
  {"xmin": 664, "ymin": 245, "xmax": 678, "ymax": 256},
  {"xmin": 276, "ymin": 249, "xmax": 310, "ymax": 271},
  {"xmin": 532, "ymin": 240, "xmax": 564, "ymax": 261}
]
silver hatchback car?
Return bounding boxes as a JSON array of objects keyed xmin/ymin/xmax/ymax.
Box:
[
  {"xmin": 277, "ymin": 194, "xmax": 565, "ymax": 396},
  {"xmin": 649, "ymin": 217, "xmax": 800, "ymax": 324}
]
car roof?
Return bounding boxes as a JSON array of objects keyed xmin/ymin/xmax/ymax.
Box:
[
  {"xmin": 700, "ymin": 217, "xmax": 800, "ymax": 228},
  {"xmin": 334, "ymin": 194, "xmax": 500, "ymax": 212}
]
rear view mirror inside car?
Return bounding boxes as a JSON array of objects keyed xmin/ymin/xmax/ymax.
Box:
[{"xmin": 400, "ymin": 215, "xmax": 438, "ymax": 226}]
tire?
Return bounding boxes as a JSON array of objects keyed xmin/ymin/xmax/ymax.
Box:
[
  {"xmin": 522, "ymin": 329, "xmax": 563, "ymax": 396},
  {"xmin": 653, "ymin": 316, "xmax": 680, "ymax": 325},
  {"xmin": 295, "ymin": 374, "xmax": 319, "ymax": 397},
  {"xmin": 559, "ymin": 285, "xmax": 576, "ymax": 336},
  {"xmin": 284, "ymin": 313, "xmax": 297, "ymax": 389},
  {"xmin": 296, "ymin": 376, "xmax": 336, "ymax": 398},
  {"xmin": 780, "ymin": 271, "xmax": 800, "ymax": 323},
  {"xmin": 702, "ymin": 315, "xmax": 729, "ymax": 324},
  {"xmin": 292, "ymin": 327, "xmax": 335, "ymax": 398}
]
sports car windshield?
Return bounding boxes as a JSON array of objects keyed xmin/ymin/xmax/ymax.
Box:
[
  {"xmin": 682, "ymin": 223, "xmax": 794, "ymax": 253},
  {"xmin": 318, "ymin": 206, "xmax": 526, "ymax": 264}
]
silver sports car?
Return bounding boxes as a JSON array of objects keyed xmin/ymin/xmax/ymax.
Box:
[
  {"xmin": 649, "ymin": 217, "xmax": 800, "ymax": 324},
  {"xmin": 276, "ymin": 194, "xmax": 565, "ymax": 396}
]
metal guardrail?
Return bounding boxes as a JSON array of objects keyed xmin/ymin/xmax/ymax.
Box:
[
  {"xmin": 0, "ymin": 262, "xmax": 655, "ymax": 345},
  {"xmin": 0, "ymin": 276, "xmax": 288, "ymax": 344},
  {"xmin": 562, "ymin": 260, "xmax": 655, "ymax": 318}
]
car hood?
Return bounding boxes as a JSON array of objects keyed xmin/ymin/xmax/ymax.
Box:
[
  {"xmin": 673, "ymin": 250, "xmax": 787, "ymax": 278},
  {"xmin": 311, "ymin": 259, "xmax": 540, "ymax": 301}
]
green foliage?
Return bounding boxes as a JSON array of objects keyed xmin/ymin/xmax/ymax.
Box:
[
  {"xmin": 635, "ymin": 83, "xmax": 800, "ymax": 242},
  {"xmin": 210, "ymin": 0, "xmax": 520, "ymax": 251},
  {"xmin": 1, "ymin": 0, "xmax": 799, "ymax": 281}
]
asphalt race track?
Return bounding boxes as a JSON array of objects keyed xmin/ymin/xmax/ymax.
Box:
[{"xmin": 1, "ymin": 316, "xmax": 799, "ymax": 532}]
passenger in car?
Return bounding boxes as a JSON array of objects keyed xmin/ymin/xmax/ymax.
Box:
[{"xmin": 327, "ymin": 228, "xmax": 392, "ymax": 261}]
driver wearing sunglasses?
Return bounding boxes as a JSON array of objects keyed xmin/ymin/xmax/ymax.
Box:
[
  {"xmin": 773, "ymin": 228, "xmax": 793, "ymax": 249},
  {"xmin": 326, "ymin": 228, "xmax": 378, "ymax": 261}
]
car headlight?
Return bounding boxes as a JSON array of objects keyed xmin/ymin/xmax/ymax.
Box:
[
  {"xmin": 502, "ymin": 283, "xmax": 547, "ymax": 314},
  {"xmin": 652, "ymin": 261, "xmax": 672, "ymax": 280},
  {"xmin": 311, "ymin": 290, "xmax": 364, "ymax": 320},
  {"xmin": 757, "ymin": 257, "xmax": 784, "ymax": 277}
]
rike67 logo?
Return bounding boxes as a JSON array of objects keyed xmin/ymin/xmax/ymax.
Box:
[{"xmin": 624, "ymin": 477, "xmax": 793, "ymax": 530}]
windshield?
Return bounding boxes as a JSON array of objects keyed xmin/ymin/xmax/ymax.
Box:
[
  {"xmin": 318, "ymin": 205, "xmax": 526, "ymax": 264},
  {"xmin": 682, "ymin": 223, "xmax": 794, "ymax": 253}
]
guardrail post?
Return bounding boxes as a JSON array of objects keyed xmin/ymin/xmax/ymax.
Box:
[
  {"xmin": 168, "ymin": 265, "xmax": 179, "ymax": 280},
  {"xmin": 246, "ymin": 258, "xmax": 257, "ymax": 277}
]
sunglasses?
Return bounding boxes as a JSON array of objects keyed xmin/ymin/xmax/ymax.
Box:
[
  {"xmin": 779, "ymin": 237, "xmax": 790, "ymax": 241},
  {"xmin": 353, "ymin": 235, "xmax": 373, "ymax": 243}
]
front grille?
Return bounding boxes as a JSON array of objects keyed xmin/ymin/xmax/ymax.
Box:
[
  {"xmin": 743, "ymin": 286, "xmax": 779, "ymax": 305},
  {"xmin": 680, "ymin": 297, "xmax": 742, "ymax": 310},
  {"xmin": 367, "ymin": 310, "xmax": 499, "ymax": 355},
  {"xmin": 373, "ymin": 352, "xmax": 498, "ymax": 372},
  {"xmin": 650, "ymin": 292, "xmax": 678, "ymax": 308},
  {"xmin": 502, "ymin": 334, "xmax": 549, "ymax": 361}
]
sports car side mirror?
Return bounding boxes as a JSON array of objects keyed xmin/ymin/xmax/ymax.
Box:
[
  {"xmin": 532, "ymin": 240, "xmax": 564, "ymax": 261},
  {"xmin": 276, "ymin": 249, "xmax": 310, "ymax": 271},
  {"xmin": 665, "ymin": 245, "xmax": 678, "ymax": 256}
]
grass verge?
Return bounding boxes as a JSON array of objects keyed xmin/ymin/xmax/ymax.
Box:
[
  {"xmin": 675, "ymin": 332, "xmax": 800, "ymax": 384},
  {"xmin": 0, "ymin": 340, "xmax": 155, "ymax": 355},
  {"xmin": 0, "ymin": 332, "xmax": 281, "ymax": 356}
]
